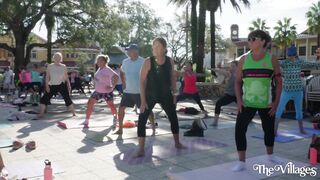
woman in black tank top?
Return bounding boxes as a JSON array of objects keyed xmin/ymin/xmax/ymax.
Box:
[{"xmin": 136, "ymin": 37, "xmax": 185, "ymax": 157}]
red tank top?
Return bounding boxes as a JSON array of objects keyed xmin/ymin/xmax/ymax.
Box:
[{"xmin": 183, "ymin": 73, "xmax": 198, "ymax": 94}]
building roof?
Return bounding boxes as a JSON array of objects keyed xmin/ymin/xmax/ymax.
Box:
[{"xmin": 107, "ymin": 46, "xmax": 128, "ymax": 65}]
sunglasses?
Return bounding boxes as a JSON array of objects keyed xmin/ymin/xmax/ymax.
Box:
[{"xmin": 248, "ymin": 37, "xmax": 261, "ymax": 42}]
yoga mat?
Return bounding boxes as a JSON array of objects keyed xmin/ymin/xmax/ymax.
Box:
[
  {"xmin": 202, "ymin": 119, "xmax": 236, "ymax": 129},
  {"xmin": 167, "ymin": 155, "xmax": 311, "ymax": 180},
  {"xmin": 252, "ymin": 127, "xmax": 320, "ymax": 143},
  {"xmin": 57, "ymin": 119, "xmax": 112, "ymax": 129},
  {"xmin": 7, "ymin": 160, "xmax": 64, "ymax": 179},
  {"xmin": 0, "ymin": 123, "xmax": 13, "ymax": 129},
  {"xmin": 114, "ymin": 138, "xmax": 227, "ymax": 165},
  {"xmin": 281, "ymin": 112, "xmax": 309, "ymax": 120},
  {"xmin": 0, "ymin": 104, "xmax": 18, "ymax": 120},
  {"xmin": 0, "ymin": 138, "xmax": 12, "ymax": 148}
]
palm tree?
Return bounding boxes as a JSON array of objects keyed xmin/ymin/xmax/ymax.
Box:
[
  {"xmin": 196, "ymin": 0, "xmax": 207, "ymax": 80},
  {"xmin": 168, "ymin": 0, "xmax": 198, "ymax": 64},
  {"xmin": 206, "ymin": 0, "xmax": 250, "ymax": 72},
  {"xmin": 44, "ymin": 8, "xmax": 55, "ymax": 63},
  {"xmin": 273, "ymin": 17, "xmax": 297, "ymax": 59},
  {"xmin": 306, "ymin": 1, "xmax": 320, "ymax": 59},
  {"xmin": 249, "ymin": 18, "xmax": 270, "ymax": 31}
]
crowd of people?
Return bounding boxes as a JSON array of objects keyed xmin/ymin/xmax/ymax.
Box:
[{"xmin": 1, "ymin": 31, "xmax": 320, "ymax": 177}]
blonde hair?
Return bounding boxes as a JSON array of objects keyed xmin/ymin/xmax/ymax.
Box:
[
  {"xmin": 53, "ymin": 52, "xmax": 63, "ymax": 62},
  {"xmin": 95, "ymin": 54, "xmax": 109, "ymax": 64}
]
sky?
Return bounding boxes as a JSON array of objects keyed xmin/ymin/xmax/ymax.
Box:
[{"xmin": 34, "ymin": 0, "xmax": 319, "ymax": 40}]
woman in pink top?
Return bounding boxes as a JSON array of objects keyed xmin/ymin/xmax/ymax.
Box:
[
  {"xmin": 82, "ymin": 55, "xmax": 119, "ymax": 128},
  {"xmin": 176, "ymin": 62, "xmax": 207, "ymax": 114},
  {"xmin": 19, "ymin": 66, "xmax": 33, "ymax": 98}
]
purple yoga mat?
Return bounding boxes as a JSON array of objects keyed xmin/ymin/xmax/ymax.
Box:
[
  {"xmin": 114, "ymin": 138, "xmax": 227, "ymax": 165},
  {"xmin": 252, "ymin": 127, "xmax": 320, "ymax": 143}
]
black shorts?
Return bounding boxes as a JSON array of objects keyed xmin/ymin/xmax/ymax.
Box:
[{"xmin": 120, "ymin": 93, "xmax": 141, "ymax": 108}]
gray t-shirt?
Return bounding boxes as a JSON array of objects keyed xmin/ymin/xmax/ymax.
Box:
[
  {"xmin": 121, "ymin": 57, "xmax": 144, "ymax": 94},
  {"xmin": 225, "ymin": 72, "xmax": 236, "ymax": 96}
]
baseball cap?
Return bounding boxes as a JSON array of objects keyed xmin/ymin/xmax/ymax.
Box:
[
  {"xmin": 125, "ymin": 44, "xmax": 139, "ymax": 51},
  {"xmin": 287, "ymin": 45, "xmax": 297, "ymax": 56}
]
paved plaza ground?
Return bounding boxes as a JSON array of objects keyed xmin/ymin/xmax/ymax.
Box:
[{"xmin": 1, "ymin": 92, "xmax": 320, "ymax": 180}]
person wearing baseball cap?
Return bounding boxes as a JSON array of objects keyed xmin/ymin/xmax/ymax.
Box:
[
  {"xmin": 275, "ymin": 45, "xmax": 320, "ymax": 136},
  {"xmin": 114, "ymin": 44, "xmax": 156, "ymax": 135}
]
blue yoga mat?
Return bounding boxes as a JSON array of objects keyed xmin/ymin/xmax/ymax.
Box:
[
  {"xmin": 0, "ymin": 138, "xmax": 13, "ymax": 148},
  {"xmin": 252, "ymin": 128, "xmax": 320, "ymax": 143},
  {"xmin": 281, "ymin": 112, "xmax": 309, "ymax": 120},
  {"xmin": 0, "ymin": 123, "xmax": 13, "ymax": 129}
]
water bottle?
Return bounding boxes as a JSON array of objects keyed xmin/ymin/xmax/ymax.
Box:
[
  {"xmin": 44, "ymin": 159, "xmax": 53, "ymax": 180},
  {"xmin": 309, "ymin": 146, "xmax": 318, "ymax": 166}
]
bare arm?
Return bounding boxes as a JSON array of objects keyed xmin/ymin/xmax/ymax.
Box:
[
  {"xmin": 111, "ymin": 74, "xmax": 119, "ymax": 89},
  {"xmin": 272, "ymin": 55, "xmax": 282, "ymax": 106},
  {"xmin": 235, "ymin": 57, "xmax": 245, "ymax": 112},
  {"xmin": 64, "ymin": 67, "xmax": 71, "ymax": 91},
  {"xmin": 120, "ymin": 68, "xmax": 126, "ymax": 88},
  {"xmin": 140, "ymin": 59, "xmax": 151, "ymax": 105},
  {"xmin": 45, "ymin": 67, "xmax": 50, "ymax": 88},
  {"xmin": 211, "ymin": 68, "xmax": 231, "ymax": 77},
  {"xmin": 170, "ymin": 59, "xmax": 177, "ymax": 95}
]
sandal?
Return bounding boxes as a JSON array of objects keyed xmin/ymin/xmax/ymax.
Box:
[
  {"xmin": 25, "ymin": 141, "xmax": 36, "ymax": 151},
  {"xmin": 12, "ymin": 140, "xmax": 24, "ymax": 150}
]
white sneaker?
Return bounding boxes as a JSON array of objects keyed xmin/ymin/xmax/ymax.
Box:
[
  {"xmin": 232, "ymin": 161, "xmax": 246, "ymax": 172},
  {"xmin": 268, "ymin": 154, "xmax": 283, "ymax": 164},
  {"xmin": 0, "ymin": 167, "xmax": 8, "ymax": 178}
]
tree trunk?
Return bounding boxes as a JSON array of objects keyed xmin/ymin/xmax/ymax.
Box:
[
  {"xmin": 317, "ymin": 33, "xmax": 320, "ymax": 60},
  {"xmin": 210, "ymin": 10, "xmax": 216, "ymax": 76},
  {"xmin": 284, "ymin": 45, "xmax": 287, "ymax": 59},
  {"xmin": 47, "ymin": 28, "xmax": 53, "ymax": 63},
  {"xmin": 191, "ymin": 0, "xmax": 198, "ymax": 64},
  {"xmin": 196, "ymin": 0, "xmax": 206, "ymax": 82},
  {"xmin": 13, "ymin": 33, "xmax": 27, "ymax": 80}
]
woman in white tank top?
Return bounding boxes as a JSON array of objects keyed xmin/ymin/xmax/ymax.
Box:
[{"xmin": 38, "ymin": 52, "xmax": 75, "ymax": 118}]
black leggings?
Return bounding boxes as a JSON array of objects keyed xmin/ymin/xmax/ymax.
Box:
[
  {"xmin": 138, "ymin": 95, "xmax": 179, "ymax": 137},
  {"xmin": 215, "ymin": 94, "xmax": 237, "ymax": 114},
  {"xmin": 235, "ymin": 107, "xmax": 275, "ymax": 151},
  {"xmin": 40, "ymin": 82, "xmax": 73, "ymax": 106},
  {"xmin": 176, "ymin": 92, "xmax": 205, "ymax": 111}
]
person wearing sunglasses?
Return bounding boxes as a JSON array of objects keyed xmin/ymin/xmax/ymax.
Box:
[
  {"xmin": 275, "ymin": 45, "xmax": 320, "ymax": 136},
  {"xmin": 233, "ymin": 30, "xmax": 282, "ymax": 171}
]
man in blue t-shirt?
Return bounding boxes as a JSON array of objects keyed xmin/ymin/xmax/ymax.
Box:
[{"xmin": 114, "ymin": 44, "xmax": 156, "ymax": 135}]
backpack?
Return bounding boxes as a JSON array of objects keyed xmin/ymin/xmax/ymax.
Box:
[
  {"xmin": 183, "ymin": 118, "xmax": 207, "ymax": 137},
  {"xmin": 184, "ymin": 107, "xmax": 199, "ymax": 115},
  {"xmin": 308, "ymin": 134, "xmax": 320, "ymax": 163}
]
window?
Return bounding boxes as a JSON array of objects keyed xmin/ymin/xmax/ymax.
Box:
[
  {"xmin": 71, "ymin": 53, "xmax": 75, "ymax": 58},
  {"xmin": 31, "ymin": 51, "xmax": 37, "ymax": 59},
  {"xmin": 311, "ymin": 46, "xmax": 318, "ymax": 55},
  {"xmin": 237, "ymin": 48, "xmax": 245, "ymax": 56},
  {"xmin": 66, "ymin": 53, "xmax": 70, "ymax": 58},
  {"xmin": 298, "ymin": 46, "xmax": 306, "ymax": 56}
]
